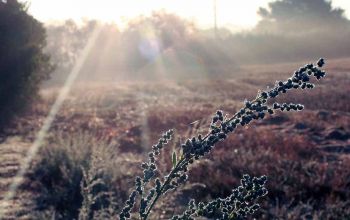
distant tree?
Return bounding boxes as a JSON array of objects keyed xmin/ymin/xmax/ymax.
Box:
[
  {"xmin": 256, "ymin": 0, "xmax": 349, "ymax": 33},
  {"xmin": 0, "ymin": 0, "xmax": 54, "ymax": 130},
  {"xmin": 224, "ymin": 0, "xmax": 350, "ymax": 64},
  {"xmin": 120, "ymin": 11, "xmax": 195, "ymax": 72},
  {"xmin": 44, "ymin": 19, "xmax": 96, "ymax": 85}
]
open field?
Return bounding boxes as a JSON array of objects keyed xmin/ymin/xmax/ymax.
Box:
[{"xmin": 0, "ymin": 57, "xmax": 349, "ymax": 219}]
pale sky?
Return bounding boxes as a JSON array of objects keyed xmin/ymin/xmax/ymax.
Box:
[{"xmin": 25, "ymin": 0, "xmax": 350, "ymax": 30}]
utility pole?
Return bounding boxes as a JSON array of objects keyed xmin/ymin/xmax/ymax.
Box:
[{"xmin": 213, "ymin": 0, "xmax": 217, "ymax": 39}]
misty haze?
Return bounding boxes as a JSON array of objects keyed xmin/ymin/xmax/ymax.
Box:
[{"xmin": 0, "ymin": 0, "xmax": 350, "ymax": 219}]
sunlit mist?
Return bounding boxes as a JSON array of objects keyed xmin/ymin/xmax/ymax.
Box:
[
  {"xmin": 25, "ymin": 0, "xmax": 271, "ymax": 30},
  {"xmin": 24, "ymin": 0, "xmax": 350, "ymax": 30}
]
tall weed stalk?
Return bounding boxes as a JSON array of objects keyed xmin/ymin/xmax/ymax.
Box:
[{"xmin": 120, "ymin": 59, "xmax": 327, "ymax": 220}]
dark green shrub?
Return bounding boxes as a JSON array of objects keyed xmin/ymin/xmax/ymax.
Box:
[{"xmin": 0, "ymin": 0, "xmax": 54, "ymax": 130}]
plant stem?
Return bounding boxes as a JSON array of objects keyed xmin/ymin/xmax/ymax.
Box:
[
  {"xmin": 142, "ymin": 158, "xmax": 186, "ymax": 220},
  {"xmin": 142, "ymin": 97, "xmax": 263, "ymax": 219}
]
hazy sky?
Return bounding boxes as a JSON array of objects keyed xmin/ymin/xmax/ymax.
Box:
[{"xmin": 25, "ymin": 0, "xmax": 350, "ymax": 30}]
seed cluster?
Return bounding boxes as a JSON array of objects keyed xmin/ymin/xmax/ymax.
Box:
[
  {"xmin": 120, "ymin": 59, "xmax": 327, "ymax": 220},
  {"xmin": 172, "ymin": 174, "xmax": 268, "ymax": 220},
  {"xmin": 120, "ymin": 191, "xmax": 137, "ymax": 219},
  {"xmin": 120, "ymin": 129, "xmax": 175, "ymax": 220},
  {"xmin": 180, "ymin": 58, "xmax": 326, "ymax": 163},
  {"xmin": 142, "ymin": 129, "xmax": 173, "ymax": 183}
]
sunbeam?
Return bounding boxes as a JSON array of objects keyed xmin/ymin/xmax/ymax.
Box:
[{"xmin": 0, "ymin": 24, "xmax": 102, "ymax": 219}]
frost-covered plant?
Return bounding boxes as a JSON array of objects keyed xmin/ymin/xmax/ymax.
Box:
[
  {"xmin": 172, "ymin": 174, "xmax": 267, "ymax": 220},
  {"xmin": 120, "ymin": 58, "xmax": 327, "ymax": 220},
  {"xmin": 79, "ymin": 147, "xmax": 116, "ymax": 220}
]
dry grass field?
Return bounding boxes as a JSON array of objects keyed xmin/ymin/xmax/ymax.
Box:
[{"xmin": 0, "ymin": 57, "xmax": 349, "ymax": 219}]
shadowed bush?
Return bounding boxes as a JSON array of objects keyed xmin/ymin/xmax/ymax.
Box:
[
  {"xmin": 0, "ymin": 0, "xmax": 54, "ymax": 131},
  {"xmin": 31, "ymin": 131, "xmax": 139, "ymax": 219}
]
